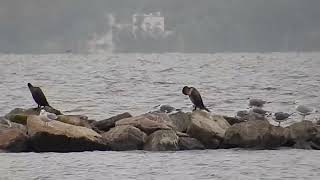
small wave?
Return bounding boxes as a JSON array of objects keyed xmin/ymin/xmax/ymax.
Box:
[
  {"xmin": 153, "ymin": 81, "xmax": 176, "ymax": 85},
  {"xmin": 261, "ymin": 87, "xmax": 278, "ymax": 91},
  {"xmin": 159, "ymin": 68, "xmax": 175, "ymax": 72}
]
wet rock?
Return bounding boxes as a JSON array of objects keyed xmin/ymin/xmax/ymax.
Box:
[
  {"xmin": 102, "ymin": 125, "xmax": 146, "ymax": 151},
  {"xmin": 311, "ymin": 130, "xmax": 320, "ymax": 150},
  {"xmin": 0, "ymin": 119, "xmax": 27, "ymax": 132},
  {"xmin": 43, "ymin": 106, "xmax": 63, "ymax": 115},
  {"xmin": 0, "ymin": 128, "xmax": 28, "ymax": 152},
  {"xmin": 178, "ymin": 137, "xmax": 205, "ymax": 150},
  {"xmin": 176, "ymin": 131, "xmax": 190, "ymax": 137},
  {"xmin": 5, "ymin": 108, "xmax": 35, "ymax": 125},
  {"xmin": 168, "ymin": 111, "xmax": 192, "ymax": 132},
  {"xmin": 27, "ymin": 115, "xmax": 108, "ymax": 152},
  {"xmin": 5, "ymin": 107, "xmax": 62, "ymax": 125},
  {"xmin": 93, "ymin": 112, "xmax": 132, "ymax": 132},
  {"xmin": 224, "ymin": 121, "xmax": 288, "ymax": 149},
  {"xmin": 288, "ymin": 121, "xmax": 317, "ymax": 141},
  {"xmin": 287, "ymin": 121, "xmax": 318, "ymax": 149},
  {"xmin": 247, "ymin": 111, "xmax": 269, "ymax": 121},
  {"xmin": 57, "ymin": 115, "xmax": 91, "ymax": 128},
  {"xmin": 144, "ymin": 130, "xmax": 179, "ymax": 151},
  {"xmin": 116, "ymin": 116, "xmax": 171, "ymax": 135},
  {"xmin": 186, "ymin": 111, "xmax": 230, "ymax": 149},
  {"xmin": 142, "ymin": 112, "xmax": 176, "ymax": 129}
]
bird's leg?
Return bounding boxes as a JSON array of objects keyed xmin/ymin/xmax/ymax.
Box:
[
  {"xmin": 301, "ymin": 115, "xmax": 305, "ymax": 121},
  {"xmin": 193, "ymin": 106, "xmax": 197, "ymax": 111},
  {"xmin": 278, "ymin": 122, "xmax": 281, "ymax": 127}
]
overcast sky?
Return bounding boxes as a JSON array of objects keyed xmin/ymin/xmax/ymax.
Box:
[{"xmin": 1, "ymin": 0, "xmax": 320, "ymax": 53}]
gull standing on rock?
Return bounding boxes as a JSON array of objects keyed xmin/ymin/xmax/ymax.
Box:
[
  {"xmin": 295, "ymin": 105, "xmax": 317, "ymax": 121},
  {"xmin": 272, "ymin": 112, "xmax": 293, "ymax": 126},
  {"xmin": 39, "ymin": 109, "xmax": 57, "ymax": 127},
  {"xmin": 248, "ymin": 98, "xmax": 268, "ymax": 108}
]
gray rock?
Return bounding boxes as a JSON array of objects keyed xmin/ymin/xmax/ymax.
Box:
[
  {"xmin": 102, "ymin": 125, "xmax": 147, "ymax": 151},
  {"xmin": 5, "ymin": 107, "xmax": 62, "ymax": 125},
  {"xmin": 144, "ymin": 130, "xmax": 179, "ymax": 151},
  {"xmin": 116, "ymin": 116, "xmax": 171, "ymax": 135},
  {"xmin": 27, "ymin": 115, "xmax": 108, "ymax": 152},
  {"xmin": 186, "ymin": 110, "xmax": 230, "ymax": 149},
  {"xmin": 57, "ymin": 115, "xmax": 91, "ymax": 128},
  {"xmin": 169, "ymin": 111, "xmax": 192, "ymax": 132},
  {"xmin": 93, "ymin": 112, "xmax": 132, "ymax": 132},
  {"xmin": 224, "ymin": 121, "xmax": 288, "ymax": 149},
  {"xmin": 0, "ymin": 127, "xmax": 28, "ymax": 152},
  {"xmin": 223, "ymin": 116, "xmax": 245, "ymax": 125},
  {"xmin": 178, "ymin": 137, "xmax": 205, "ymax": 150},
  {"xmin": 287, "ymin": 121, "xmax": 319, "ymax": 149}
]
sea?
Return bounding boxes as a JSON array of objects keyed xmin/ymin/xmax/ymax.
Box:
[{"xmin": 0, "ymin": 52, "xmax": 320, "ymax": 179}]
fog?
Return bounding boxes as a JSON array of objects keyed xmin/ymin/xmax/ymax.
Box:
[{"xmin": 1, "ymin": 0, "xmax": 320, "ymax": 53}]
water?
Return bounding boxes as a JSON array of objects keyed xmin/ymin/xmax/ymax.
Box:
[
  {"xmin": 1, "ymin": 52, "xmax": 320, "ymax": 179},
  {"xmin": 0, "ymin": 150, "xmax": 319, "ymax": 180},
  {"xmin": 1, "ymin": 53, "xmax": 319, "ymax": 123}
]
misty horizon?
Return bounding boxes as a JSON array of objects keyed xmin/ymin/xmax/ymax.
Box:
[{"xmin": 1, "ymin": 0, "xmax": 320, "ymax": 54}]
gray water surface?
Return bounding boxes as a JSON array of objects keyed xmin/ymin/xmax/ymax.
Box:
[
  {"xmin": 1, "ymin": 53, "xmax": 320, "ymax": 123},
  {"xmin": 0, "ymin": 150, "xmax": 319, "ymax": 180}
]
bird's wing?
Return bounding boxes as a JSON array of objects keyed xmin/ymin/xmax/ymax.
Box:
[
  {"xmin": 34, "ymin": 88, "xmax": 50, "ymax": 106},
  {"xmin": 190, "ymin": 88, "xmax": 205, "ymax": 108},
  {"xmin": 47, "ymin": 113, "xmax": 57, "ymax": 120}
]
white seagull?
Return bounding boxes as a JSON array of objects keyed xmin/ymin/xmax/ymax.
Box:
[{"xmin": 39, "ymin": 109, "xmax": 57, "ymax": 126}]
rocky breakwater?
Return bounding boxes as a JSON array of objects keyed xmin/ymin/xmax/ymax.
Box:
[
  {"xmin": 1, "ymin": 107, "xmax": 108, "ymax": 152},
  {"xmin": 1, "ymin": 107, "xmax": 320, "ymax": 152}
]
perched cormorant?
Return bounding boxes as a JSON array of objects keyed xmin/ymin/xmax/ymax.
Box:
[
  {"xmin": 39, "ymin": 109, "xmax": 57, "ymax": 126},
  {"xmin": 27, "ymin": 83, "xmax": 50, "ymax": 109},
  {"xmin": 182, "ymin": 86, "xmax": 210, "ymax": 112}
]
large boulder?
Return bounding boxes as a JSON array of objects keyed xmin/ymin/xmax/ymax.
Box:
[
  {"xmin": 116, "ymin": 116, "xmax": 171, "ymax": 135},
  {"xmin": 311, "ymin": 127, "xmax": 320, "ymax": 150},
  {"xmin": 27, "ymin": 115, "xmax": 108, "ymax": 152},
  {"xmin": 144, "ymin": 130, "xmax": 179, "ymax": 151},
  {"xmin": 287, "ymin": 121, "xmax": 319, "ymax": 149},
  {"xmin": 0, "ymin": 127, "xmax": 28, "ymax": 152},
  {"xmin": 224, "ymin": 120, "xmax": 288, "ymax": 149},
  {"xmin": 186, "ymin": 111, "xmax": 230, "ymax": 149},
  {"xmin": 102, "ymin": 125, "xmax": 146, "ymax": 151},
  {"xmin": 223, "ymin": 116, "xmax": 246, "ymax": 125},
  {"xmin": 5, "ymin": 107, "xmax": 62, "ymax": 125},
  {"xmin": 0, "ymin": 117, "xmax": 27, "ymax": 132},
  {"xmin": 141, "ymin": 112, "xmax": 176, "ymax": 129},
  {"xmin": 93, "ymin": 112, "xmax": 132, "ymax": 132},
  {"xmin": 168, "ymin": 111, "xmax": 191, "ymax": 132},
  {"xmin": 178, "ymin": 137, "xmax": 205, "ymax": 150},
  {"xmin": 5, "ymin": 108, "xmax": 36, "ymax": 125},
  {"xmin": 57, "ymin": 115, "xmax": 91, "ymax": 128}
]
